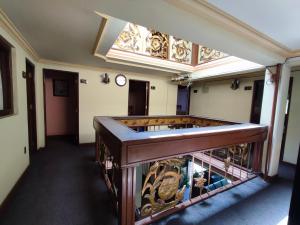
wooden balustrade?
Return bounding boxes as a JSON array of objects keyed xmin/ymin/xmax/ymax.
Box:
[{"xmin": 94, "ymin": 115, "xmax": 268, "ymax": 225}]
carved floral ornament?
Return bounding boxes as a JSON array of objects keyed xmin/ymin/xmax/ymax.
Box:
[
  {"xmin": 113, "ymin": 23, "xmax": 228, "ymax": 65},
  {"xmin": 141, "ymin": 158, "xmax": 186, "ymax": 217},
  {"xmin": 198, "ymin": 46, "xmax": 228, "ymax": 64}
]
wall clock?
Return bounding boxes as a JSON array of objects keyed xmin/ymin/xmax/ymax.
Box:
[{"xmin": 115, "ymin": 74, "xmax": 127, "ymax": 86}]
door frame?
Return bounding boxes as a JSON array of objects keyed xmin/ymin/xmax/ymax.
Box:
[
  {"xmin": 280, "ymin": 77, "xmax": 294, "ymax": 161},
  {"xmin": 25, "ymin": 58, "xmax": 37, "ymax": 153},
  {"xmin": 43, "ymin": 69, "xmax": 79, "ymax": 146},
  {"xmin": 250, "ymin": 79, "xmax": 264, "ymax": 123},
  {"xmin": 128, "ymin": 79, "xmax": 150, "ymax": 116}
]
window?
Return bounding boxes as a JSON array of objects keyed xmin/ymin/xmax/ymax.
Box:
[{"xmin": 0, "ymin": 36, "xmax": 13, "ymax": 117}]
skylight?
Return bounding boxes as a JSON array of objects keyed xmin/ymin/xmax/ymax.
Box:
[{"xmin": 111, "ymin": 23, "xmax": 228, "ymax": 66}]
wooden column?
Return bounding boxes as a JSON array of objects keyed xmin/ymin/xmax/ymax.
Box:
[
  {"xmin": 118, "ymin": 167, "xmax": 136, "ymax": 225},
  {"xmin": 252, "ymin": 141, "xmax": 263, "ymax": 173},
  {"xmin": 191, "ymin": 44, "xmax": 199, "ymax": 66}
]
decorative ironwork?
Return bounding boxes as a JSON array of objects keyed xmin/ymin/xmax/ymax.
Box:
[
  {"xmin": 194, "ymin": 174, "xmax": 207, "ymax": 195},
  {"xmin": 198, "ymin": 46, "xmax": 228, "ymax": 64},
  {"xmin": 146, "ymin": 30, "xmax": 169, "ymax": 59},
  {"xmin": 224, "ymin": 156, "xmax": 231, "ymax": 173},
  {"xmin": 170, "ymin": 37, "xmax": 192, "ymax": 63},
  {"xmin": 141, "ymin": 158, "xmax": 186, "ymax": 217}
]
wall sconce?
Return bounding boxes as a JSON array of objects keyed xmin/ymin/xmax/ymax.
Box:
[
  {"xmin": 101, "ymin": 73, "xmax": 110, "ymax": 84},
  {"xmin": 231, "ymin": 79, "xmax": 240, "ymax": 90},
  {"xmin": 22, "ymin": 71, "xmax": 27, "ymax": 79}
]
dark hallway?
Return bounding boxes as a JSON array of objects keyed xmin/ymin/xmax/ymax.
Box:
[
  {"xmin": 0, "ymin": 139, "xmax": 294, "ymax": 225},
  {"xmin": 0, "ymin": 138, "xmax": 117, "ymax": 225}
]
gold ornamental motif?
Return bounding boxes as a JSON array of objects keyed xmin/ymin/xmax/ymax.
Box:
[
  {"xmin": 146, "ymin": 30, "xmax": 169, "ymax": 59},
  {"xmin": 171, "ymin": 38, "xmax": 192, "ymax": 63},
  {"xmin": 141, "ymin": 159, "xmax": 186, "ymax": 217},
  {"xmin": 198, "ymin": 46, "xmax": 227, "ymax": 64},
  {"xmin": 224, "ymin": 156, "xmax": 231, "ymax": 172},
  {"xmin": 114, "ymin": 23, "xmax": 142, "ymax": 52},
  {"xmin": 194, "ymin": 175, "xmax": 207, "ymax": 196}
]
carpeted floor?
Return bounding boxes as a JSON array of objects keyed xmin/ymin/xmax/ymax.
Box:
[{"xmin": 0, "ymin": 138, "xmax": 294, "ymax": 225}]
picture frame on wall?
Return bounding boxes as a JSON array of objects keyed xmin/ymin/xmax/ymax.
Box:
[{"xmin": 53, "ymin": 79, "xmax": 69, "ymax": 97}]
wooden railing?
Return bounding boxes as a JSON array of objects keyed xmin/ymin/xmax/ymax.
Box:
[{"xmin": 94, "ymin": 115, "xmax": 268, "ymax": 225}]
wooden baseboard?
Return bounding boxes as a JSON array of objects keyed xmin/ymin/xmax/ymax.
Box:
[
  {"xmin": 79, "ymin": 142, "xmax": 95, "ymax": 148},
  {"xmin": 0, "ymin": 165, "xmax": 29, "ymax": 213}
]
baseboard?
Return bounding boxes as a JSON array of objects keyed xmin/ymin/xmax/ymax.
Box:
[
  {"xmin": 280, "ymin": 160, "xmax": 296, "ymax": 167},
  {"xmin": 79, "ymin": 142, "xmax": 95, "ymax": 148},
  {"xmin": 262, "ymin": 174, "xmax": 279, "ymax": 183},
  {"xmin": 0, "ymin": 165, "xmax": 29, "ymax": 214}
]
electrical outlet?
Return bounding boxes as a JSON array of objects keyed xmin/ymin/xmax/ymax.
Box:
[{"xmin": 24, "ymin": 146, "xmax": 26, "ymax": 154}]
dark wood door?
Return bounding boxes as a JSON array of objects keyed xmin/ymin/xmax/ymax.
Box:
[
  {"xmin": 26, "ymin": 59, "xmax": 37, "ymax": 153},
  {"xmin": 128, "ymin": 80, "xmax": 149, "ymax": 116},
  {"xmin": 288, "ymin": 145, "xmax": 300, "ymax": 225},
  {"xmin": 73, "ymin": 74, "xmax": 79, "ymax": 145},
  {"xmin": 250, "ymin": 80, "xmax": 264, "ymax": 124},
  {"xmin": 176, "ymin": 85, "xmax": 190, "ymax": 115}
]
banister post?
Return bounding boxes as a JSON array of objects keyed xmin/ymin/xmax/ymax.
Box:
[
  {"xmin": 118, "ymin": 167, "xmax": 136, "ymax": 225},
  {"xmin": 252, "ymin": 141, "xmax": 263, "ymax": 173}
]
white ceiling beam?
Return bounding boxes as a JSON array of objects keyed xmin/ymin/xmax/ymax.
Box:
[{"xmin": 93, "ymin": 13, "xmax": 127, "ymax": 57}]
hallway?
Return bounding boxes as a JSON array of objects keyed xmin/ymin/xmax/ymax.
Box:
[
  {"xmin": 0, "ymin": 139, "xmax": 293, "ymax": 225},
  {"xmin": 0, "ymin": 138, "xmax": 117, "ymax": 225}
]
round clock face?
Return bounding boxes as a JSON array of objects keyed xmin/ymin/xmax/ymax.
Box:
[{"xmin": 115, "ymin": 74, "xmax": 127, "ymax": 86}]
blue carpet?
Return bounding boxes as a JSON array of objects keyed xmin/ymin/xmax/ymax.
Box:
[{"xmin": 0, "ymin": 138, "xmax": 293, "ymax": 225}]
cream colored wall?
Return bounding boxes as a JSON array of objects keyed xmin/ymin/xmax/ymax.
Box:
[
  {"xmin": 190, "ymin": 77, "xmax": 261, "ymax": 122},
  {"xmin": 36, "ymin": 63, "xmax": 177, "ymax": 145},
  {"xmin": 283, "ymin": 71, "xmax": 300, "ymax": 164},
  {"xmin": 0, "ymin": 26, "xmax": 36, "ymax": 204}
]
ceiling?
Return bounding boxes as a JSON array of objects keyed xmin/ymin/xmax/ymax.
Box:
[
  {"xmin": 1, "ymin": 0, "xmax": 296, "ymax": 73},
  {"xmin": 0, "ymin": 0, "xmax": 172, "ymax": 75},
  {"xmin": 207, "ymin": 0, "xmax": 300, "ymax": 50}
]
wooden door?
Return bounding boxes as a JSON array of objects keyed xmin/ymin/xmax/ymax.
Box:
[
  {"xmin": 26, "ymin": 59, "xmax": 37, "ymax": 153},
  {"xmin": 128, "ymin": 80, "xmax": 149, "ymax": 116},
  {"xmin": 250, "ymin": 80, "xmax": 264, "ymax": 124}
]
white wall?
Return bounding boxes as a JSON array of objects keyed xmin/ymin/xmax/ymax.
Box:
[
  {"xmin": 190, "ymin": 77, "xmax": 262, "ymax": 122},
  {"xmin": 283, "ymin": 71, "xmax": 300, "ymax": 164},
  {"xmin": 35, "ymin": 64, "xmax": 177, "ymax": 146},
  {"xmin": 0, "ymin": 26, "xmax": 36, "ymax": 204},
  {"xmin": 0, "ymin": 23, "xmax": 177, "ymax": 205}
]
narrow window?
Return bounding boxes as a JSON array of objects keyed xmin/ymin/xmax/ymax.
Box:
[{"xmin": 0, "ymin": 36, "xmax": 13, "ymax": 117}]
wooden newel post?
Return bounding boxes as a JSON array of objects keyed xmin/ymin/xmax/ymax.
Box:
[
  {"xmin": 118, "ymin": 167, "xmax": 136, "ymax": 225},
  {"xmin": 252, "ymin": 141, "xmax": 263, "ymax": 173}
]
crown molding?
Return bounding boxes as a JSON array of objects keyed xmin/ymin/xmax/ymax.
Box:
[
  {"xmin": 0, "ymin": 8, "xmax": 39, "ymax": 61},
  {"xmin": 39, "ymin": 58, "xmax": 174, "ymax": 78},
  {"xmin": 166, "ymin": 0, "xmax": 294, "ymax": 58}
]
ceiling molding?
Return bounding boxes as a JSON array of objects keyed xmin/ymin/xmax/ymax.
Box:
[
  {"xmin": 0, "ymin": 8, "xmax": 39, "ymax": 61},
  {"xmin": 39, "ymin": 58, "xmax": 174, "ymax": 78},
  {"xmin": 166, "ymin": 0, "xmax": 293, "ymax": 58}
]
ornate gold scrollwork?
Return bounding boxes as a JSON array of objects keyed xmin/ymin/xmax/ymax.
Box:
[
  {"xmin": 141, "ymin": 159, "xmax": 186, "ymax": 217},
  {"xmin": 227, "ymin": 144, "xmax": 248, "ymax": 166},
  {"xmin": 198, "ymin": 46, "xmax": 227, "ymax": 64},
  {"xmin": 224, "ymin": 156, "xmax": 231, "ymax": 173},
  {"xmin": 146, "ymin": 30, "xmax": 169, "ymax": 59},
  {"xmin": 194, "ymin": 175, "xmax": 207, "ymax": 196}
]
